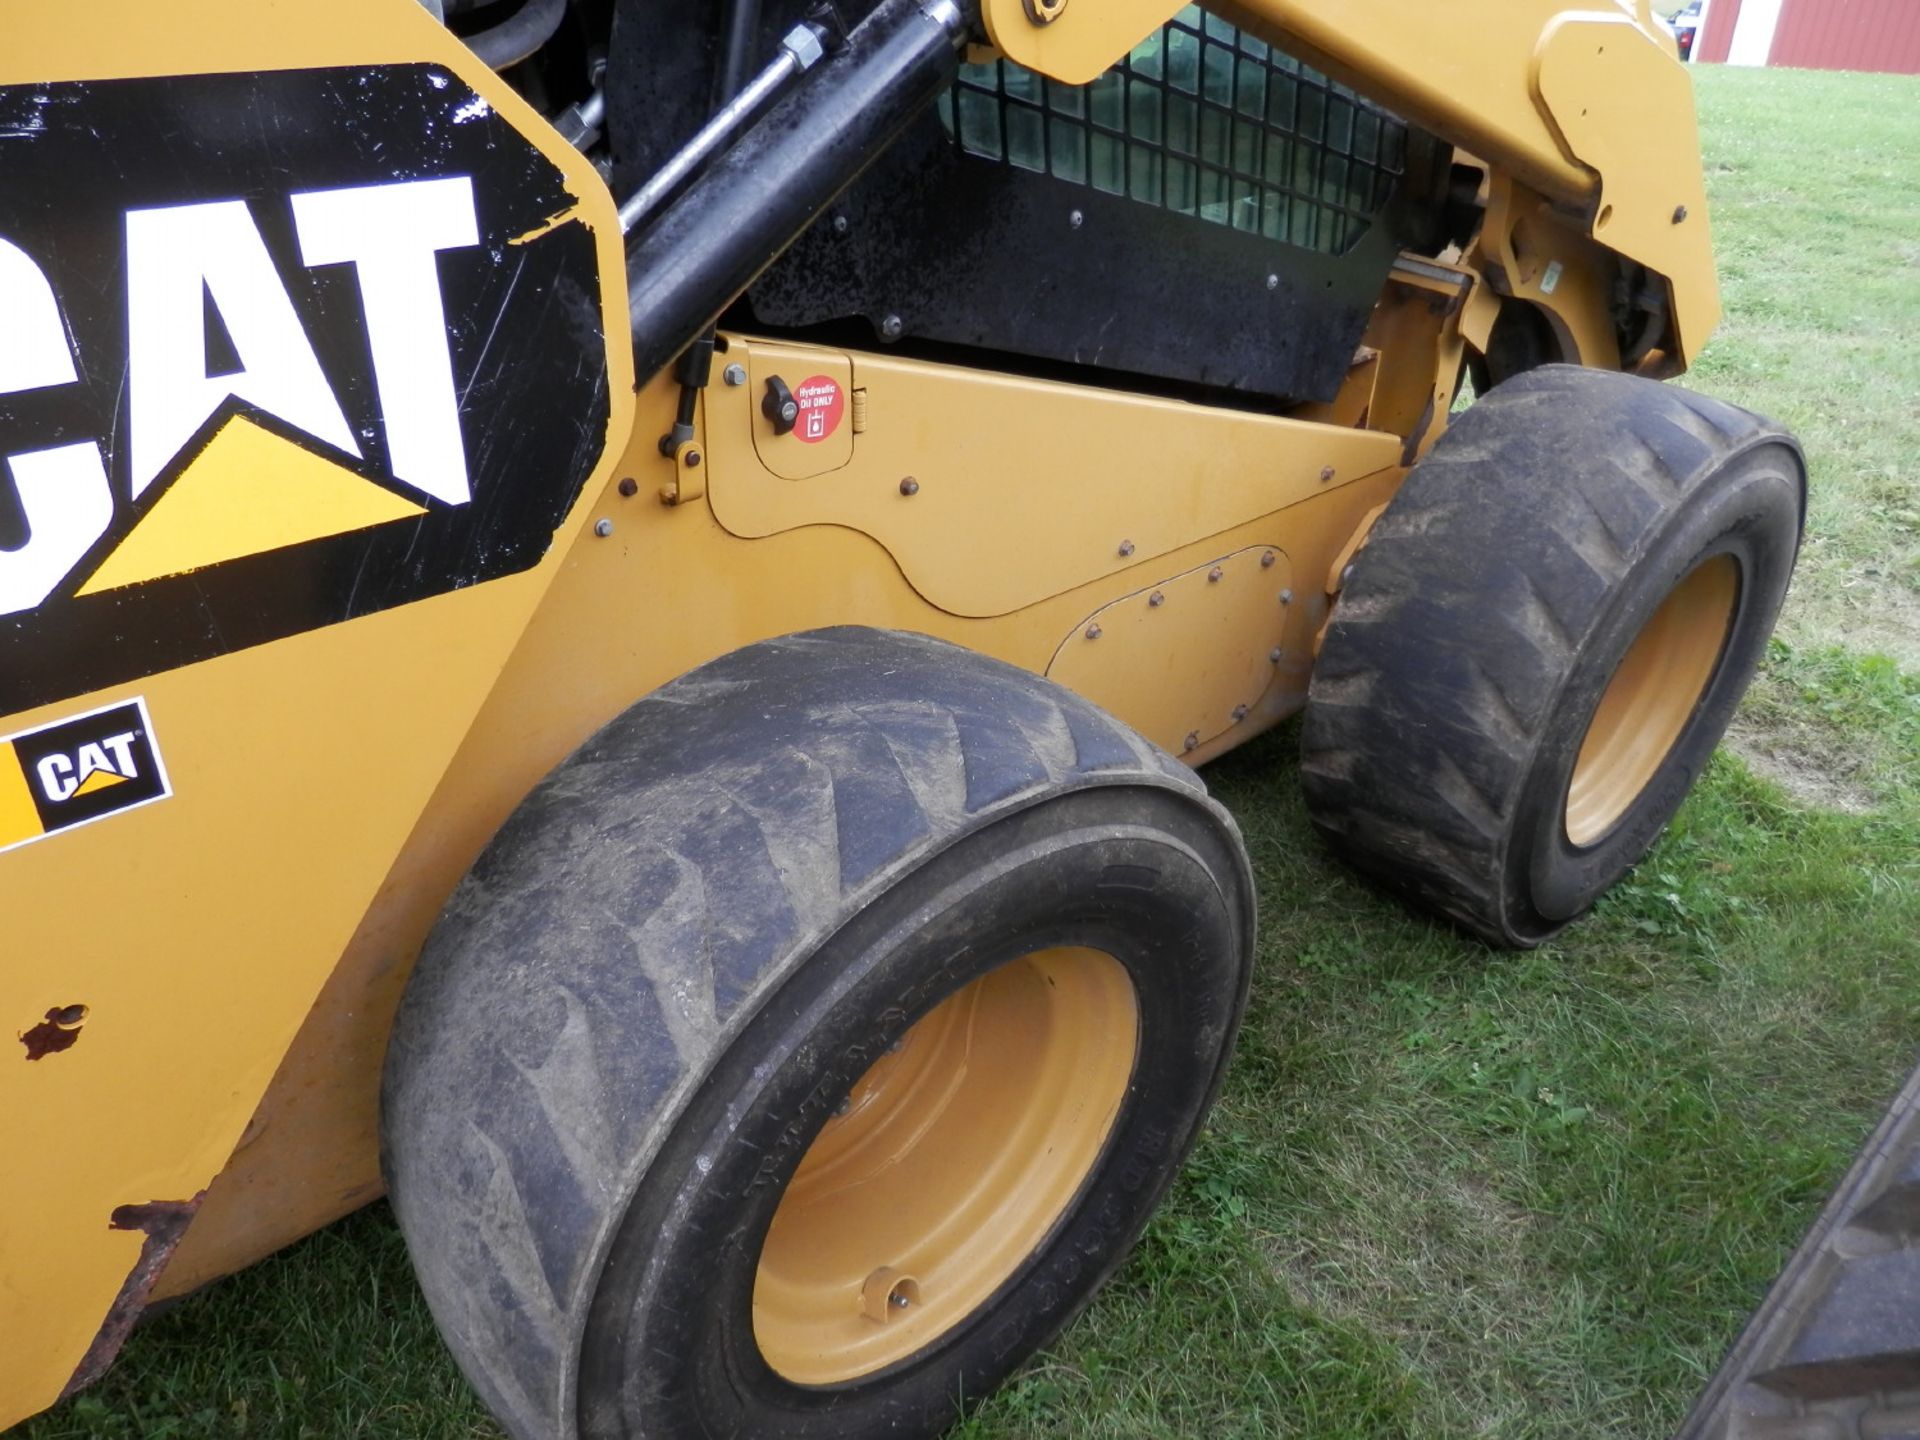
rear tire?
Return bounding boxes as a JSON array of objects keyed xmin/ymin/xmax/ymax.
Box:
[
  {"xmin": 1301, "ymin": 367, "xmax": 1804, "ymax": 946},
  {"xmin": 382, "ymin": 628, "xmax": 1254, "ymax": 1440}
]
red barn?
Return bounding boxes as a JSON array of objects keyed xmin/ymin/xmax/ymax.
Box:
[{"xmin": 1697, "ymin": 0, "xmax": 1920, "ymax": 71}]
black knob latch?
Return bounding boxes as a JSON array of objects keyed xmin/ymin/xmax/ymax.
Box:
[{"xmin": 763, "ymin": 376, "xmax": 799, "ymax": 435}]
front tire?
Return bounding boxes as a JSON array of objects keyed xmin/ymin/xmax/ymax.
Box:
[
  {"xmin": 382, "ymin": 628, "xmax": 1254, "ymax": 1440},
  {"xmin": 1302, "ymin": 367, "xmax": 1805, "ymax": 946}
]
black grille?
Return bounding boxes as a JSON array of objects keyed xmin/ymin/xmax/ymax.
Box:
[{"xmin": 937, "ymin": 7, "xmax": 1408, "ymax": 256}]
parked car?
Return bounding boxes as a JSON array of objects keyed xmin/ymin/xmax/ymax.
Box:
[{"xmin": 1673, "ymin": 0, "xmax": 1703, "ymax": 59}]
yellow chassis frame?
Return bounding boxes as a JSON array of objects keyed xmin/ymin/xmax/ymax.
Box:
[{"xmin": 0, "ymin": 0, "xmax": 1715, "ymax": 1426}]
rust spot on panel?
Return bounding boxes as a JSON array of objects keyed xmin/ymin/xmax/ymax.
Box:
[
  {"xmin": 58, "ymin": 1191, "xmax": 206, "ymax": 1400},
  {"xmin": 20, "ymin": 1003, "xmax": 88, "ymax": 1060}
]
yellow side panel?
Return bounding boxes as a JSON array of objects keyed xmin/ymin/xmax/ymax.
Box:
[
  {"xmin": 705, "ymin": 340, "xmax": 1403, "ymax": 619},
  {"xmin": 79, "ymin": 419, "xmax": 428, "ymax": 595},
  {"xmin": 1045, "ymin": 545, "xmax": 1295, "ymax": 755},
  {"xmin": 0, "ymin": 0, "xmax": 635, "ymax": 1427}
]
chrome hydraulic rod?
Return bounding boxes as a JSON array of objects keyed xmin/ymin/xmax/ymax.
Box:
[{"xmin": 617, "ymin": 22, "xmax": 829, "ymax": 234}]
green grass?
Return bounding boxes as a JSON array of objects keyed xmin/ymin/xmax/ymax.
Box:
[{"xmin": 25, "ymin": 63, "xmax": 1920, "ymax": 1440}]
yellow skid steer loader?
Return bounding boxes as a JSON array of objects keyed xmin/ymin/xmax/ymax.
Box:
[{"xmin": 1, "ymin": 1, "xmax": 1807, "ymax": 1434}]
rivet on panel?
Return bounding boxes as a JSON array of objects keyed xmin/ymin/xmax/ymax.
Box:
[
  {"xmin": 1269, "ymin": 647, "xmax": 1283, "ymax": 663},
  {"xmin": 1320, "ymin": 466, "xmax": 1336, "ymax": 483},
  {"xmin": 899, "ymin": 477, "xmax": 920, "ymax": 496},
  {"xmin": 594, "ymin": 518, "xmax": 614, "ymax": 537},
  {"xmin": 1117, "ymin": 539, "xmax": 1135, "ymax": 558},
  {"xmin": 1266, "ymin": 273, "xmax": 1279, "ymax": 291},
  {"xmin": 1232, "ymin": 704, "xmax": 1249, "ymax": 722},
  {"xmin": 880, "ymin": 314, "xmax": 905, "ymax": 342},
  {"xmin": 1070, "ymin": 209, "xmax": 1085, "ymax": 229},
  {"xmin": 1148, "ymin": 591, "xmax": 1165, "ymax": 608},
  {"xmin": 1183, "ymin": 732, "xmax": 1199, "ymax": 752},
  {"xmin": 618, "ymin": 477, "xmax": 639, "ymax": 498},
  {"xmin": 1085, "ymin": 623, "xmax": 1102, "ymax": 640},
  {"xmin": 1261, "ymin": 551, "xmax": 1276, "ymax": 568},
  {"xmin": 1208, "ymin": 567, "xmax": 1223, "ymax": 583},
  {"xmin": 1279, "ymin": 588, "xmax": 1294, "ymax": 605},
  {"xmin": 683, "ymin": 449, "xmax": 703, "ymax": 469}
]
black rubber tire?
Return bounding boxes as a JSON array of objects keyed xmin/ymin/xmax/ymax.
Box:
[
  {"xmin": 382, "ymin": 627, "xmax": 1254, "ymax": 1440},
  {"xmin": 1301, "ymin": 366, "xmax": 1805, "ymax": 947}
]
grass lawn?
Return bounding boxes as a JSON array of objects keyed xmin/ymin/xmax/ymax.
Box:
[{"xmin": 24, "ymin": 62, "xmax": 1920, "ymax": 1440}]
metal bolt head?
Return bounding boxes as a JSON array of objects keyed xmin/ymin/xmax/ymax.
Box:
[
  {"xmin": 1070, "ymin": 209, "xmax": 1085, "ymax": 229},
  {"xmin": 683, "ymin": 448, "xmax": 703, "ymax": 469},
  {"xmin": 781, "ymin": 22, "xmax": 826, "ymax": 69},
  {"xmin": 832, "ymin": 214, "xmax": 851, "ymax": 236},
  {"xmin": 1672, "ymin": 204, "xmax": 1689, "ymax": 224},
  {"xmin": 891, "ymin": 1288, "xmax": 912, "ymax": 1308},
  {"xmin": 1341, "ymin": 564, "xmax": 1355, "ymax": 586},
  {"xmin": 1261, "ymin": 550, "xmax": 1276, "ymax": 568},
  {"xmin": 1148, "ymin": 591, "xmax": 1165, "ymax": 608},
  {"xmin": 835, "ymin": 1097, "xmax": 851, "ymax": 1117},
  {"xmin": 1269, "ymin": 646, "xmax": 1283, "ymax": 663},
  {"xmin": 1117, "ymin": 539, "xmax": 1135, "ymax": 558},
  {"xmin": 1085, "ymin": 623, "xmax": 1102, "ymax": 640},
  {"xmin": 618, "ymin": 477, "xmax": 639, "ymax": 498},
  {"xmin": 593, "ymin": 518, "xmax": 614, "ymax": 538},
  {"xmin": 1319, "ymin": 465, "xmax": 1336, "ymax": 483},
  {"xmin": 1232, "ymin": 704, "xmax": 1249, "ymax": 721},
  {"xmin": 1183, "ymin": 731, "xmax": 1199, "ymax": 752},
  {"xmin": 1208, "ymin": 566, "xmax": 1224, "ymax": 583},
  {"xmin": 880, "ymin": 314, "xmax": 905, "ymax": 342},
  {"xmin": 899, "ymin": 477, "xmax": 920, "ymax": 496},
  {"xmin": 1279, "ymin": 588, "xmax": 1294, "ymax": 605},
  {"xmin": 722, "ymin": 363, "xmax": 748, "ymax": 387},
  {"xmin": 1266, "ymin": 273, "xmax": 1280, "ymax": 291}
]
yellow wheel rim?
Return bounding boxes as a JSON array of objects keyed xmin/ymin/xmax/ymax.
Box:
[
  {"xmin": 1566, "ymin": 554, "xmax": 1739, "ymax": 846},
  {"xmin": 752, "ymin": 947, "xmax": 1139, "ymax": 1386}
]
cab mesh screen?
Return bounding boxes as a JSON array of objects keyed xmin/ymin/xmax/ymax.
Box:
[{"xmin": 937, "ymin": 5, "xmax": 1407, "ymax": 256}]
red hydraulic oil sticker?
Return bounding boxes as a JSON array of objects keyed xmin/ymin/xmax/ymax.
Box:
[{"xmin": 792, "ymin": 375, "xmax": 846, "ymax": 444}]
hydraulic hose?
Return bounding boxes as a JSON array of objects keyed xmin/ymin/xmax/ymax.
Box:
[{"xmin": 465, "ymin": 0, "xmax": 567, "ymax": 70}]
